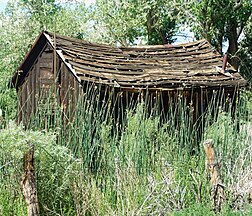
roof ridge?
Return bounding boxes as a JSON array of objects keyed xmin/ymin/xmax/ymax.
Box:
[{"xmin": 43, "ymin": 30, "xmax": 119, "ymax": 49}]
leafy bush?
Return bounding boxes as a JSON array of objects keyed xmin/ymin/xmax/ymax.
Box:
[{"xmin": 0, "ymin": 124, "xmax": 76, "ymax": 215}]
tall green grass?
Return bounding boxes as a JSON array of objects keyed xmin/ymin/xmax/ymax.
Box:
[{"xmin": 0, "ymin": 83, "xmax": 252, "ymax": 215}]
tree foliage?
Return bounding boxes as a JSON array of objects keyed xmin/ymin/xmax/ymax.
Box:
[
  {"xmin": 238, "ymin": 16, "xmax": 252, "ymax": 81},
  {"xmin": 144, "ymin": 0, "xmax": 176, "ymax": 45},
  {"xmin": 178, "ymin": 0, "xmax": 252, "ymax": 69},
  {"xmin": 93, "ymin": 0, "xmax": 177, "ymax": 46},
  {"xmin": 19, "ymin": 0, "xmax": 61, "ymax": 30}
]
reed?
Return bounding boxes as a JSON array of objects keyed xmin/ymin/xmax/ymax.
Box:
[{"xmin": 0, "ymin": 83, "xmax": 252, "ymax": 215}]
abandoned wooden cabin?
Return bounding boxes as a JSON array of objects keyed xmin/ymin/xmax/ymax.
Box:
[{"xmin": 11, "ymin": 31, "xmax": 247, "ymax": 128}]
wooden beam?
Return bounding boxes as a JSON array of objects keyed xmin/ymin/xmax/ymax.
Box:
[
  {"xmin": 203, "ymin": 139, "xmax": 224, "ymax": 212},
  {"xmin": 21, "ymin": 144, "xmax": 39, "ymax": 216}
]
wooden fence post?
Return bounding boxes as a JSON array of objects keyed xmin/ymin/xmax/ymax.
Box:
[
  {"xmin": 21, "ymin": 144, "xmax": 40, "ymax": 216},
  {"xmin": 203, "ymin": 139, "xmax": 224, "ymax": 212}
]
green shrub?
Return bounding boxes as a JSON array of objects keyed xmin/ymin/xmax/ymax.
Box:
[{"xmin": 0, "ymin": 124, "xmax": 76, "ymax": 215}]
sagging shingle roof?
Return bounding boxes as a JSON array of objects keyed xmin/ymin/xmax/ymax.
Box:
[{"xmin": 12, "ymin": 31, "xmax": 247, "ymax": 90}]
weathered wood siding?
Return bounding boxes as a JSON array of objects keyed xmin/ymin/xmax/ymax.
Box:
[
  {"xmin": 17, "ymin": 44, "xmax": 85, "ymax": 129},
  {"xmin": 17, "ymin": 45, "xmax": 54, "ymax": 127},
  {"xmin": 59, "ymin": 63, "xmax": 84, "ymax": 126}
]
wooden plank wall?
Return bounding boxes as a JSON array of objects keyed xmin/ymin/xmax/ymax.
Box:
[
  {"xmin": 17, "ymin": 45, "xmax": 54, "ymax": 128},
  {"xmin": 59, "ymin": 64, "xmax": 84, "ymax": 127},
  {"xmin": 17, "ymin": 44, "xmax": 83, "ymax": 130}
]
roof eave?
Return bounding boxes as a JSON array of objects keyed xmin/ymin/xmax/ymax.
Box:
[
  {"xmin": 43, "ymin": 31, "xmax": 82, "ymax": 83},
  {"xmin": 11, "ymin": 31, "xmax": 47, "ymax": 89}
]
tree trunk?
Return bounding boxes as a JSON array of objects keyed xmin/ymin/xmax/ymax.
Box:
[
  {"xmin": 21, "ymin": 145, "xmax": 40, "ymax": 216},
  {"xmin": 146, "ymin": 9, "xmax": 153, "ymax": 45},
  {"xmin": 227, "ymin": 24, "xmax": 239, "ymax": 69}
]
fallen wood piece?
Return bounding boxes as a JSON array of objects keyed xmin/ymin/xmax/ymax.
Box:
[
  {"xmin": 203, "ymin": 139, "xmax": 224, "ymax": 212},
  {"xmin": 21, "ymin": 144, "xmax": 40, "ymax": 216}
]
